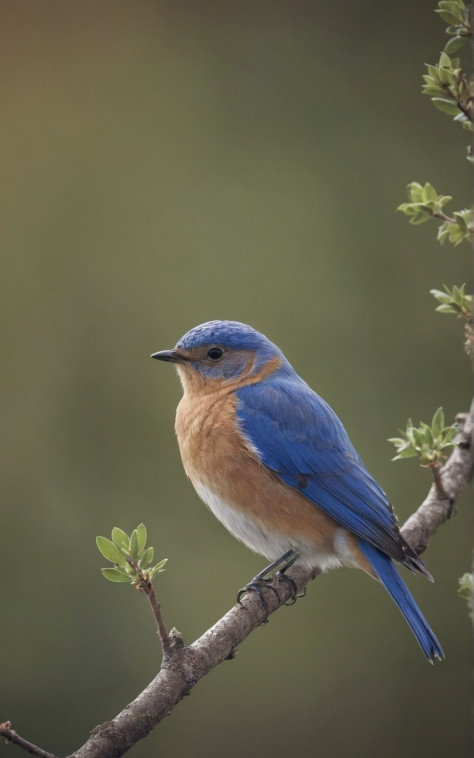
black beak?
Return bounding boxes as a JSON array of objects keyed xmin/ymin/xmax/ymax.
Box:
[{"xmin": 150, "ymin": 349, "xmax": 186, "ymax": 364}]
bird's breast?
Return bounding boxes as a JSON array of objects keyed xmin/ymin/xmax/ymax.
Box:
[
  {"xmin": 174, "ymin": 388, "xmax": 344, "ymax": 568},
  {"xmin": 175, "ymin": 389, "xmax": 254, "ymax": 500}
]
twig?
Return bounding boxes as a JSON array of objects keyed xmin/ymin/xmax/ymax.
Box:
[
  {"xmin": 0, "ymin": 722, "xmax": 57, "ymax": 758},
  {"xmin": 125, "ymin": 558, "xmax": 172, "ymax": 655},
  {"xmin": 432, "ymin": 210, "xmax": 456, "ymax": 224}
]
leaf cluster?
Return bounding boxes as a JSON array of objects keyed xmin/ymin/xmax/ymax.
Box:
[
  {"xmin": 437, "ymin": 207, "xmax": 472, "ymax": 245},
  {"xmin": 397, "ymin": 182, "xmax": 472, "ymax": 245},
  {"xmin": 388, "ymin": 407, "xmax": 457, "ymax": 466},
  {"xmin": 97, "ymin": 524, "xmax": 167, "ymax": 584},
  {"xmin": 398, "ymin": 181, "xmax": 452, "ymax": 224},
  {"xmin": 435, "ymin": 0, "xmax": 471, "ymax": 53},
  {"xmin": 430, "ymin": 283, "xmax": 472, "ymax": 316},
  {"xmin": 422, "ymin": 51, "xmax": 471, "ymax": 127},
  {"xmin": 431, "ymin": 284, "xmax": 474, "ymax": 356}
]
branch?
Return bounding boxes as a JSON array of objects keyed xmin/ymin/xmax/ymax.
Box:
[
  {"xmin": 2, "ymin": 405, "xmax": 472, "ymax": 758},
  {"xmin": 401, "ymin": 401, "xmax": 474, "ymax": 553},
  {"xmin": 0, "ymin": 722, "xmax": 57, "ymax": 758},
  {"xmin": 125, "ymin": 557, "xmax": 171, "ymax": 656}
]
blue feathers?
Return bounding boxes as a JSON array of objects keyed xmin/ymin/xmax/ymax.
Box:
[
  {"xmin": 236, "ymin": 374, "xmax": 415, "ymax": 567},
  {"xmin": 177, "ymin": 320, "xmax": 281, "ymax": 355},
  {"xmin": 236, "ymin": 373, "xmax": 443, "ymax": 661},
  {"xmin": 357, "ymin": 541, "xmax": 444, "ymax": 662}
]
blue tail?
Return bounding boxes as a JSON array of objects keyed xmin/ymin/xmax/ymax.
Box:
[{"xmin": 357, "ymin": 539, "xmax": 444, "ymax": 662}]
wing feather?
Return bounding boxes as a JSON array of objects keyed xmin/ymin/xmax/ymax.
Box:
[{"xmin": 236, "ymin": 376, "xmax": 425, "ymax": 572}]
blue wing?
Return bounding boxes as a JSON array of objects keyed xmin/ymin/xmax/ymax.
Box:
[{"xmin": 236, "ymin": 372, "xmax": 424, "ymax": 572}]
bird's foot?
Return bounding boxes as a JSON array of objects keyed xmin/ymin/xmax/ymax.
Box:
[
  {"xmin": 237, "ymin": 577, "xmax": 281, "ymax": 611},
  {"xmin": 237, "ymin": 549, "xmax": 301, "ymax": 609},
  {"xmin": 276, "ymin": 572, "xmax": 298, "ymax": 605},
  {"xmin": 275, "ymin": 572, "xmax": 307, "ymax": 605}
]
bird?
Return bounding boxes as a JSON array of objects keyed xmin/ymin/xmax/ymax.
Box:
[{"xmin": 152, "ymin": 319, "xmax": 444, "ymax": 662}]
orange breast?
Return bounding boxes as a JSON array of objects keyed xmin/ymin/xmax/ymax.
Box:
[{"xmin": 175, "ymin": 386, "xmax": 344, "ymax": 566}]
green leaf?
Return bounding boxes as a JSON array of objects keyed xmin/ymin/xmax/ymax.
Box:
[
  {"xmin": 422, "ymin": 83, "xmax": 446, "ymax": 97},
  {"xmin": 392, "ymin": 448, "xmax": 419, "ymax": 461},
  {"xmin": 444, "ymin": 35, "xmax": 466, "ymax": 54},
  {"xmin": 457, "ymin": 572, "xmax": 473, "ymax": 599},
  {"xmin": 438, "ymin": 193, "xmax": 453, "ymax": 208},
  {"xmin": 431, "ymin": 97, "xmax": 461, "ymax": 115},
  {"xmin": 422, "ymin": 182, "xmax": 439, "ymax": 203},
  {"xmin": 453, "ymin": 211, "xmax": 469, "ymax": 231},
  {"xmin": 407, "ymin": 182, "xmax": 424, "ymax": 201},
  {"xmin": 430, "ymin": 288, "xmax": 452, "ymax": 303},
  {"xmin": 437, "ymin": 10, "xmax": 464, "ymax": 24},
  {"xmin": 96, "ymin": 536, "xmax": 127, "ymax": 566},
  {"xmin": 149, "ymin": 559, "xmax": 168, "ymax": 579},
  {"xmin": 136, "ymin": 523, "xmax": 147, "ymax": 553},
  {"xmin": 111, "ymin": 527, "xmax": 130, "ymax": 550},
  {"xmin": 411, "ymin": 426, "xmax": 424, "ymax": 448},
  {"xmin": 431, "ymin": 407, "xmax": 445, "ymax": 438},
  {"xmin": 439, "ymin": 51, "xmax": 452, "ymax": 68},
  {"xmin": 409, "ymin": 212, "xmax": 432, "ymax": 226},
  {"xmin": 101, "ymin": 567, "xmax": 132, "ymax": 583},
  {"xmin": 387, "ymin": 437, "xmax": 406, "ymax": 446},
  {"xmin": 140, "ymin": 546, "xmax": 154, "ymax": 569},
  {"xmin": 442, "ymin": 426, "xmax": 458, "ymax": 444},
  {"xmin": 436, "ymin": 303, "xmax": 458, "ymax": 313},
  {"xmin": 130, "ymin": 529, "xmax": 139, "ymax": 561},
  {"xmin": 437, "ymin": 221, "xmax": 457, "ymax": 244}
]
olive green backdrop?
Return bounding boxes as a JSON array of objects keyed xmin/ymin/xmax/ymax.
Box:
[{"xmin": 1, "ymin": 1, "xmax": 471, "ymax": 757}]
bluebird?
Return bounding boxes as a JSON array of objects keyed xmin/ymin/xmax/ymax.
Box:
[{"xmin": 152, "ymin": 320, "xmax": 444, "ymax": 662}]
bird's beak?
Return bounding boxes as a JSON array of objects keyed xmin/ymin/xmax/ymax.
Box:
[{"xmin": 150, "ymin": 349, "xmax": 187, "ymax": 364}]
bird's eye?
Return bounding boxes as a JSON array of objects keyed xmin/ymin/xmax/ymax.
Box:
[{"xmin": 207, "ymin": 347, "xmax": 223, "ymax": 361}]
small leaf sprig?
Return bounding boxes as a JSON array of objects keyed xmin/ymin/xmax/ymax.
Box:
[
  {"xmin": 430, "ymin": 284, "xmax": 473, "ymax": 356},
  {"xmin": 422, "ymin": 50, "xmax": 471, "ymax": 126},
  {"xmin": 430, "ymin": 282, "xmax": 472, "ymax": 316},
  {"xmin": 435, "ymin": 0, "xmax": 471, "ymax": 54},
  {"xmin": 397, "ymin": 182, "xmax": 472, "ymax": 246},
  {"xmin": 97, "ymin": 523, "xmax": 167, "ymax": 584},
  {"xmin": 97, "ymin": 524, "xmax": 171, "ymax": 653},
  {"xmin": 388, "ymin": 408, "xmax": 457, "ymax": 497}
]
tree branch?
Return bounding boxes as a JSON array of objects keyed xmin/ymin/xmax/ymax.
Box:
[
  {"xmin": 0, "ymin": 722, "xmax": 57, "ymax": 758},
  {"xmin": 401, "ymin": 401, "xmax": 473, "ymax": 554},
  {"xmin": 2, "ymin": 405, "xmax": 472, "ymax": 758},
  {"xmin": 125, "ymin": 557, "xmax": 171, "ymax": 656}
]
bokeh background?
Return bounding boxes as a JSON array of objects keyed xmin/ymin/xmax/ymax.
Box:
[{"xmin": 1, "ymin": 1, "xmax": 472, "ymax": 756}]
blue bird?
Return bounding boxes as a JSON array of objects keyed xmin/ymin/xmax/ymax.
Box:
[{"xmin": 152, "ymin": 320, "xmax": 444, "ymax": 662}]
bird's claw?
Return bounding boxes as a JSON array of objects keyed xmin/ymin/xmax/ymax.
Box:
[
  {"xmin": 237, "ymin": 578, "xmax": 281, "ymax": 610},
  {"xmin": 276, "ymin": 571, "xmax": 299, "ymax": 605}
]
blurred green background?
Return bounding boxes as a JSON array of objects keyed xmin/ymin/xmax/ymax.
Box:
[{"xmin": 1, "ymin": 1, "xmax": 471, "ymax": 756}]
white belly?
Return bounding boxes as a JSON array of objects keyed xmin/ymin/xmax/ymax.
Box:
[{"xmin": 192, "ymin": 478, "xmax": 342, "ymax": 572}]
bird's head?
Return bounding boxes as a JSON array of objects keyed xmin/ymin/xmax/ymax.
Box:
[{"xmin": 152, "ymin": 320, "xmax": 289, "ymax": 394}]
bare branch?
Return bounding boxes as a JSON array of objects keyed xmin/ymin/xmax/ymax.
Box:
[
  {"xmin": 125, "ymin": 557, "xmax": 171, "ymax": 656},
  {"xmin": 0, "ymin": 722, "xmax": 58, "ymax": 758}
]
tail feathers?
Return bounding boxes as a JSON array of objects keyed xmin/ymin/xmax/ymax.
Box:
[
  {"xmin": 400, "ymin": 542, "xmax": 434, "ymax": 582},
  {"xmin": 357, "ymin": 539, "xmax": 444, "ymax": 663}
]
